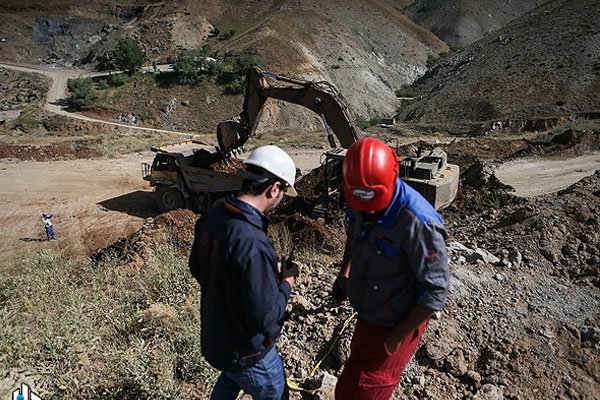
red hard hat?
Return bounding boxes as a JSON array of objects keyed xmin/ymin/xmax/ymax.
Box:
[{"xmin": 342, "ymin": 138, "xmax": 398, "ymax": 212}]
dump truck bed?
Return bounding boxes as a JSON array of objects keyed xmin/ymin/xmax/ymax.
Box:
[{"xmin": 151, "ymin": 140, "xmax": 219, "ymax": 157}]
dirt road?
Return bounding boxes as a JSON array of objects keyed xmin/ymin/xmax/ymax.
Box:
[
  {"xmin": 0, "ymin": 62, "xmax": 190, "ymax": 136},
  {"xmin": 495, "ymin": 152, "xmax": 600, "ymax": 197}
]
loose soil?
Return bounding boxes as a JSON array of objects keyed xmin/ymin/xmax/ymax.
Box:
[
  {"xmin": 0, "ymin": 153, "xmax": 155, "ymax": 264},
  {"xmin": 0, "ymin": 143, "xmax": 103, "ymax": 161}
]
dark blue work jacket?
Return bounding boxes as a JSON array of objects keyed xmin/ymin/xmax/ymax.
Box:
[{"xmin": 189, "ymin": 197, "xmax": 291, "ymax": 372}]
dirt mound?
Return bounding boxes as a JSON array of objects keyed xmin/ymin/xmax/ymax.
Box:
[
  {"xmin": 153, "ymin": 208, "xmax": 198, "ymax": 249},
  {"xmin": 396, "ymin": 137, "xmax": 530, "ymax": 172},
  {"xmin": 209, "ymin": 157, "xmax": 244, "ymax": 174},
  {"xmin": 270, "ymin": 212, "xmax": 344, "ymax": 255},
  {"xmin": 91, "ymin": 208, "xmax": 198, "ymax": 266},
  {"xmin": 277, "ymin": 165, "xmax": 327, "ymax": 216},
  {"xmin": 400, "ymin": 0, "xmax": 548, "ymax": 46},
  {"xmin": 511, "ymin": 129, "xmax": 600, "ymax": 159},
  {"xmin": 0, "ymin": 144, "xmax": 103, "ymax": 161},
  {"xmin": 399, "ymin": 0, "xmax": 600, "ymax": 134}
]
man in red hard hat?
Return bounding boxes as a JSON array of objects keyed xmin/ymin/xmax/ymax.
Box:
[{"xmin": 332, "ymin": 138, "xmax": 450, "ymax": 399}]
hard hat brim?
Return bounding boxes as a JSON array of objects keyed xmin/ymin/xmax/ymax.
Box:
[{"xmin": 236, "ymin": 169, "xmax": 297, "ymax": 197}]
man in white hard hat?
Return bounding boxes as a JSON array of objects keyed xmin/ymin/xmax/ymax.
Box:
[{"xmin": 189, "ymin": 145, "xmax": 298, "ymax": 400}]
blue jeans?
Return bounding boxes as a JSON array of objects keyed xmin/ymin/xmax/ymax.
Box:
[
  {"xmin": 211, "ymin": 346, "xmax": 289, "ymax": 400},
  {"xmin": 45, "ymin": 226, "xmax": 55, "ymax": 241}
]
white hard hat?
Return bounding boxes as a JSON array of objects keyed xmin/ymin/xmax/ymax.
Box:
[{"xmin": 243, "ymin": 145, "xmax": 297, "ymax": 197}]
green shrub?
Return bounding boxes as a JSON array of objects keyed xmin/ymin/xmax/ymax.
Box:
[
  {"xmin": 396, "ymin": 99, "xmax": 413, "ymax": 113},
  {"xmin": 219, "ymin": 29, "xmax": 235, "ymax": 40},
  {"xmin": 426, "ymin": 54, "xmax": 439, "ymax": 68},
  {"xmin": 223, "ymin": 77, "xmax": 246, "ymax": 95},
  {"xmin": 395, "ymin": 84, "xmax": 414, "ymax": 98},
  {"xmin": 108, "ymin": 73, "xmax": 129, "ymax": 87},
  {"xmin": 232, "ymin": 53, "xmax": 258, "ymax": 75},
  {"xmin": 66, "ymin": 77, "xmax": 98, "ymax": 109},
  {"xmin": 174, "ymin": 49, "xmax": 222, "ymax": 85},
  {"xmin": 357, "ymin": 115, "xmax": 382, "ymax": 130},
  {"xmin": 97, "ymin": 79, "xmax": 110, "ymax": 90},
  {"xmin": 113, "ymin": 39, "xmax": 147, "ymax": 75}
]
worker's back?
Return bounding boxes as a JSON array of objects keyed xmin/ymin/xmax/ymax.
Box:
[{"xmin": 189, "ymin": 197, "xmax": 285, "ymax": 372}]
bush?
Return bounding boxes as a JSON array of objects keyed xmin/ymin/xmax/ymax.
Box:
[
  {"xmin": 232, "ymin": 54, "xmax": 258, "ymax": 76},
  {"xmin": 396, "ymin": 99, "xmax": 413, "ymax": 113},
  {"xmin": 426, "ymin": 54, "xmax": 439, "ymax": 68},
  {"xmin": 223, "ymin": 77, "xmax": 246, "ymax": 95},
  {"xmin": 357, "ymin": 115, "xmax": 382, "ymax": 130},
  {"xmin": 219, "ymin": 29, "xmax": 235, "ymax": 40},
  {"xmin": 174, "ymin": 49, "xmax": 222, "ymax": 85},
  {"xmin": 66, "ymin": 77, "xmax": 98, "ymax": 109},
  {"xmin": 395, "ymin": 84, "xmax": 414, "ymax": 98},
  {"xmin": 112, "ymin": 39, "xmax": 147, "ymax": 75},
  {"xmin": 97, "ymin": 79, "xmax": 110, "ymax": 90},
  {"xmin": 108, "ymin": 73, "xmax": 129, "ymax": 87},
  {"xmin": 199, "ymin": 44, "xmax": 213, "ymax": 57}
]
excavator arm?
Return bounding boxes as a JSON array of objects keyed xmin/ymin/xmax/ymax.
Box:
[{"xmin": 217, "ymin": 68, "xmax": 362, "ymax": 154}]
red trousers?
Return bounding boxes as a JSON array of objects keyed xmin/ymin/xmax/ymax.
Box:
[{"xmin": 335, "ymin": 318, "xmax": 427, "ymax": 400}]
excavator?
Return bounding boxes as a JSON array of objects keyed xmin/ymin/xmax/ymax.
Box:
[{"xmin": 142, "ymin": 68, "xmax": 459, "ymax": 215}]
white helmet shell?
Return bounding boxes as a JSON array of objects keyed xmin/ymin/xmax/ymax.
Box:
[{"xmin": 243, "ymin": 145, "xmax": 297, "ymax": 197}]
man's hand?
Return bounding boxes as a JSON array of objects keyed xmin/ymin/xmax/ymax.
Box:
[
  {"xmin": 280, "ymin": 261, "xmax": 299, "ymax": 288},
  {"xmin": 331, "ymin": 273, "xmax": 349, "ymax": 301}
]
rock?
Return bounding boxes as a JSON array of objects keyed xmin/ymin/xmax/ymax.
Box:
[
  {"xmin": 444, "ymin": 349, "xmax": 468, "ymax": 377},
  {"xmin": 473, "ymin": 383, "xmax": 504, "ymax": 400},
  {"xmin": 466, "ymin": 370, "xmax": 482, "ymax": 385},
  {"xmin": 580, "ymin": 326, "xmax": 600, "ymax": 344},
  {"xmin": 412, "ymin": 375, "xmax": 425, "ymax": 386},
  {"xmin": 493, "ymin": 273, "xmax": 504, "ymax": 281},
  {"xmin": 507, "ymin": 247, "xmax": 522, "ymax": 268},
  {"xmin": 291, "ymin": 295, "xmax": 313, "ymax": 311},
  {"xmin": 539, "ymin": 326, "xmax": 555, "ymax": 339},
  {"xmin": 563, "ymin": 324, "xmax": 581, "ymax": 340},
  {"xmin": 314, "ymin": 371, "xmax": 337, "ymax": 400},
  {"xmin": 466, "ymin": 248, "xmax": 501, "ymax": 265},
  {"xmin": 181, "ymin": 100, "xmax": 190, "ymax": 106},
  {"xmin": 541, "ymin": 248, "xmax": 559, "ymax": 263}
]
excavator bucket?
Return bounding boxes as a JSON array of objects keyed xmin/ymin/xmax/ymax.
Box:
[{"xmin": 217, "ymin": 119, "xmax": 246, "ymax": 155}]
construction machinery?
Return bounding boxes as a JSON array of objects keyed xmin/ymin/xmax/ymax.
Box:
[
  {"xmin": 142, "ymin": 140, "xmax": 243, "ymax": 212},
  {"xmin": 143, "ymin": 67, "xmax": 459, "ymax": 215}
]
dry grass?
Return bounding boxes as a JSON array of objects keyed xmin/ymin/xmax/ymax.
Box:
[{"xmin": 0, "ymin": 240, "xmax": 217, "ymax": 399}]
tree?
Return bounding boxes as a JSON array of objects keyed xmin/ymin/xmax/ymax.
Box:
[
  {"xmin": 112, "ymin": 39, "xmax": 146, "ymax": 75},
  {"xmin": 66, "ymin": 77, "xmax": 98, "ymax": 109},
  {"xmin": 232, "ymin": 54, "xmax": 258, "ymax": 76},
  {"xmin": 173, "ymin": 49, "xmax": 222, "ymax": 85}
]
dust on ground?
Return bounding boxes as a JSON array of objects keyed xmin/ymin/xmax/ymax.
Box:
[
  {"xmin": 0, "ymin": 143, "xmax": 103, "ymax": 161},
  {"xmin": 0, "ymin": 153, "xmax": 155, "ymax": 264}
]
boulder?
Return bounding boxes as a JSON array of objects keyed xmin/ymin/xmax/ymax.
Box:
[{"xmin": 474, "ymin": 384, "xmax": 504, "ymax": 400}]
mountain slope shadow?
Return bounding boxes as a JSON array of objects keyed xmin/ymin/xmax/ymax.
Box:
[{"xmin": 98, "ymin": 190, "xmax": 158, "ymax": 218}]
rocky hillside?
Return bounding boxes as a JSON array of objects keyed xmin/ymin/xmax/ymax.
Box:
[
  {"xmin": 0, "ymin": 0, "xmax": 448, "ymax": 125},
  {"xmin": 392, "ymin": 0, "xmax": 548, "ymax": 47},
  {"xmin": 398, "ymin": 0, "xmax": 600, "ymax": 134}
]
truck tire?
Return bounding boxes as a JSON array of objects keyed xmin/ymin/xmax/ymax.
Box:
[{"xmin": 155, "ymin": 186, "xmax": 185, "ymax": 212}]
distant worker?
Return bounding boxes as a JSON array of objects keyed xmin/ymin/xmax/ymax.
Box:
[
  {"xmin": 332, "ymin": 138, "xmax": 450, "ymax": 399},
  {"xmin": 41, "ymin": 213, "xmax": 55, "ymax": 241},
  {"xmin": 189, "ymin": 145, "xmax": 299, "ymax": 400}
]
